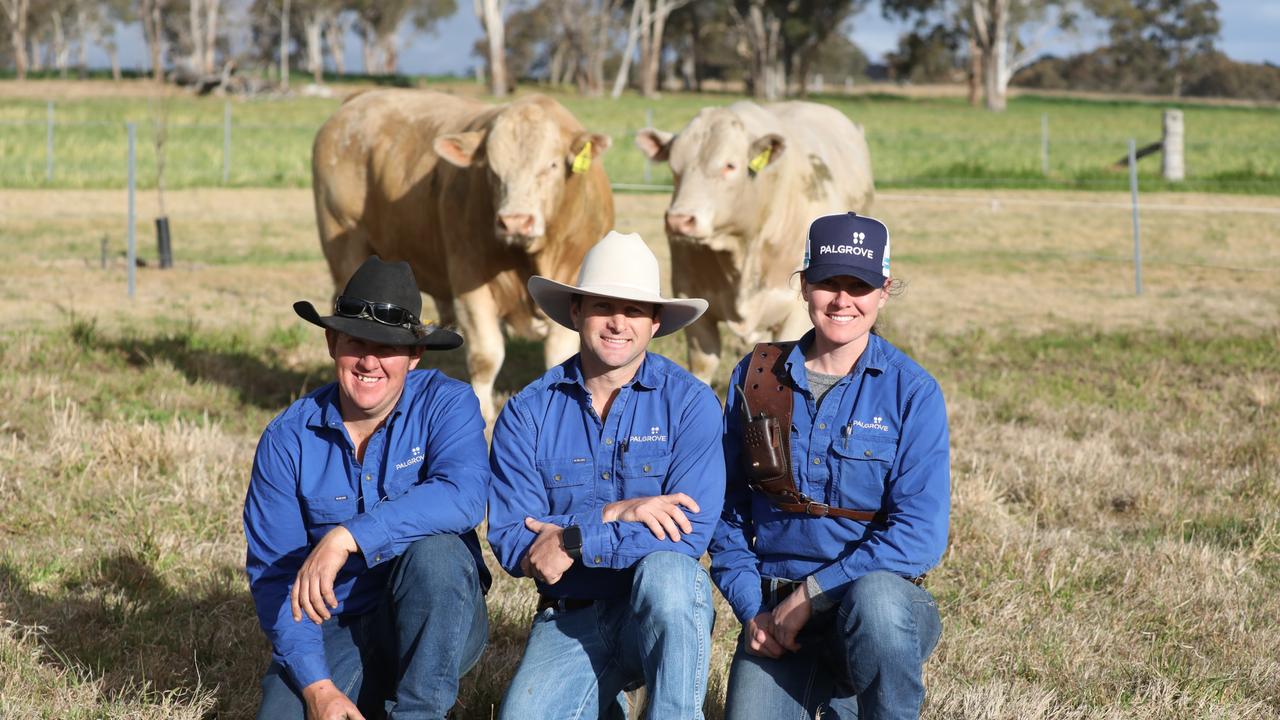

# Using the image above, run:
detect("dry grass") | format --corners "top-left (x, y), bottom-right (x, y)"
top-left (1, 188), bottom-right (1278, 718)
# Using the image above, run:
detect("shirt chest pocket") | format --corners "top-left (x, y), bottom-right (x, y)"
top-left (538, 458), bottom-right (594, 513)
top-left (618, 452), bottom-right (672, 498)
top-left (301, 494), bottom-right (358, 540)
top-left (830, 437), bottom-right (896, 510)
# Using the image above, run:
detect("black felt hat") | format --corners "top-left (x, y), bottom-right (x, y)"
top-left (293, 256), bottom-right (463, 350)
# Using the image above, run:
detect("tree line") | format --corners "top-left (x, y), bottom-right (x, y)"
top-left (1, 0), bottom-right (1271, 108)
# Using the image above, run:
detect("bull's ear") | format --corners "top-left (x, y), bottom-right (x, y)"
top-left (635, 128), bottom-right (674, 162)
top-left (748, 133), bottom-right (785, 175)
top-left (433, 130), bottom-right (486, 168)
top-left (568, 132), bottom-right (612, 161)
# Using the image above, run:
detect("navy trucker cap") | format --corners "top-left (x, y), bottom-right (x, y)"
top-left (802, 212), bottom-right (891, 288)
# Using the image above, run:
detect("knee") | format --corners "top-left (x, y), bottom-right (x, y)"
top-left (394, 534), bottom-right (475, 586)
top-left (631, 552), bottom-right (710, 620)
top-left (839, 571), bottom-right (919, 649)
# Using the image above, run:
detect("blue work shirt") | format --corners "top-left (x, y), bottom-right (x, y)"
top-left (488, 352), bottom-right (725, 600)
top-left (710, 331), bottom-right (950, 624)
top-left (243, 369), bottom-right (491, 690)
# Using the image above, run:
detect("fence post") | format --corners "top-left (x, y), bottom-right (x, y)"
top-left (1161, 109), bottom-right (1184, 182)
top-left (643, 108), bottom-right (654, 185)
top-left (1128, 139), bottom-right (1142, 296)
top-left (223, 101), bottom-right (232, 185)
top-left (1041, 113), bottom-right (1049, 177)
top-left (46, 100), bottom-right (54, 182)
top-left (128, 122), bottom-right (137, 300)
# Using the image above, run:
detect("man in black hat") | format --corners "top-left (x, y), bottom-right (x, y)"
top-left (244, 256), bottom-right (491, 720)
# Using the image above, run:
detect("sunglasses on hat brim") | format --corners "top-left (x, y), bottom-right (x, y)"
top-left (334, 296), bottom-right (430, 337)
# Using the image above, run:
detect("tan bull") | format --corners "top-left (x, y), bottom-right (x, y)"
top-left (313, 89), bottom-right (615, 422)
top-left (636, 101), bottom-right (874, 386)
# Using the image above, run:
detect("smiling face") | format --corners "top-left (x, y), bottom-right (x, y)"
top-left (326, 330), bottom-right (422, 424)
top-left (801, 275), bottom-right (889, 355)
top-left (570, 295), bottom-right (661, 379)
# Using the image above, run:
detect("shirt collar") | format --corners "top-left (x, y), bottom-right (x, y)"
top-left (785, 330), bottom-right (886, 386)
top-left (551, 353), bottom-right (667, 392)
top-left (308, 378), bottom-right (408, 430)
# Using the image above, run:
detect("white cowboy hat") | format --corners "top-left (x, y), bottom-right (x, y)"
top-left (528, 231), bottom-right (708, 338)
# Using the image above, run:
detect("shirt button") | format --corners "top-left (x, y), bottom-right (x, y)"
top-left (593, 555), bottom-right (602, 564)
top-left (605, 438), bottom-right (614, 445)
top-left (374, 554), bottom-right (382, 562)
top-left (554, 474), bottom-right (562, 482)
top-left (601, 471), bottom-right (611, 480)
top-left (864, 449), bottom-right (873, 457)
top-left (642, 464), bottom-right (651, 473)
top-left (364, 474), bottom-right (371, 482)
top-left (818, 422), bottom-right (827, 430)
top-left (813, 457), bottom-right (821, 465)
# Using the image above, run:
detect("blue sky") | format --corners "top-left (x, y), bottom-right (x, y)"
top-left (95, 0), bottom-right (1278, 76)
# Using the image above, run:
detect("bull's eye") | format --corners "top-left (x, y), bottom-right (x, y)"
top-left (726, 162), bottom-right (737, 171)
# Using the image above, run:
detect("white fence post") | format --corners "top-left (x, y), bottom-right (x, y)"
top-left (223, 102), bottom-right (232, 185)
top-left (1128, 139), bottom-right (1142, 296)
top-left (1162, 109), bottom-right (1184, 182)
top-left (1041, 113), bottom-right (1049, 177)
top-left (127, 122), bottom-right (137, 300)
top-left (46, 100), bottom-right (54, 182)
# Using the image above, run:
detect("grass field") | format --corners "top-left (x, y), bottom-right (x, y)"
top-left (2, 185), bottom-right (1278, 718)
top-left (1, 79), bottom-right (1278, 194)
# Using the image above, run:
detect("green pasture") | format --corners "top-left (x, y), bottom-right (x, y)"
top-left (1, 82), bottom-right (1278, 193)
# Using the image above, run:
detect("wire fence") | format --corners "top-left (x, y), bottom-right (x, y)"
top-left (3, 100), bottom-right (1279, 194)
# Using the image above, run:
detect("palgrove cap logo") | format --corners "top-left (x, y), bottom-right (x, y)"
top-left (851, 231), bottom-right (865, 245)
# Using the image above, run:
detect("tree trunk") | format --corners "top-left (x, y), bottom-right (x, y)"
top-left (737, 0), bottom-right (782, 101)
top-left (983, 0), bottom-right (1007, 111)
top-left (360, 19), bottom-right (378, 74)
top-left (279, 0), bottom-right (290, 89)
top-left (379, 33), bottom-right (398, 74)
top-left (610, 0), bottom-right (642, 99)
top-left (141, 0), bottom-right (164, 82)
top-left (475, 0), bottom-right (508, 97)
top-left (110, 46), bottom-right (121, 80)
top-left (686, 7), bottom-right (700, 91)
top-left (204, 0), bottom-right (220, 74)
top-left (189, 0), bottom-right (205, 77)
top-left (641, 0), bottom-right (670, 98)
top-left (51, 9), bottom-right (68, 77)
top-left (549, 40), bottom-right (567, 86)
top-left (305, 14), bottom-right (324, 83)
top-left (1, 0), bottom-right (30, 81)
top-left (967, 35), bottom-right (980, 106)
top-left (75, 6), bottom-right (88, 76)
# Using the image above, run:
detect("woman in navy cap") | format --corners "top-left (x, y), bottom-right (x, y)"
top-left (710, 212), bottom-right (951, 720)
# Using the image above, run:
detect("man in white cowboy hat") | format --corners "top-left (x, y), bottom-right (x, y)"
top-left (244, 256), bottom-right (491, 720)
top-left (487, 231), bottom-right (726, 719)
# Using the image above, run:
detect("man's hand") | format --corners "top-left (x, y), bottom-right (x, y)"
top-left (769, 582), bottom-right (813, 652)
top-left (301, 679), bottom-right (364, 720)
top-left (743, 611), bottom-right (788, 659)
top-left (522, 517), bottom-right (574, 585)
top-left (292, 526), bottom-right (359, 624)
top-left (601, 493), bottom-right (699, 542)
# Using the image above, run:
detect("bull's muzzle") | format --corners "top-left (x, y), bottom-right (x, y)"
top-left (665, 211), bottom-right (701, 238)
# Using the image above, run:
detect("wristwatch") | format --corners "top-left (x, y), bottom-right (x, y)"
top-left (562, 525), bottom-right (583, 562)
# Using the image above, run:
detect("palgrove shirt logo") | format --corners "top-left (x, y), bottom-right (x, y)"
top-left (851, 416), bottom-right (890, 432)
top-left (630, 425), bottom-right (668, 444)
top-left (395, 446), bottom-right (425, 470)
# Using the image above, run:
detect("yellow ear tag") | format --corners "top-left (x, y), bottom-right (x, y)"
top-left (748, 146), bottom-right (772, 174)
top-left (572, 141), bottom-right (593, 174)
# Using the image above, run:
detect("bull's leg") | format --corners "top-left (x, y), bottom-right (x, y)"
top-left (685, 315), bottom-right (722, 388)
top-left (543, 323), bottom-right (579, 370)
top-left (454, 287), bottom-right (505, 426)
top-left (320, 223), bottom-right (375, 301)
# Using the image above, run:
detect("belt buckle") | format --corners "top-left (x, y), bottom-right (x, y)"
top-left (804, 501), bottom-right (831, 517)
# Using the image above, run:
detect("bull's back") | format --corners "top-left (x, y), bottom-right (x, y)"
top-left (312, 90), bottom-right (489, 294)
top-left (768, 101), bottom-right (874, 212)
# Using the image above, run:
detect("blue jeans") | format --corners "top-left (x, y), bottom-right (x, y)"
top-left (256, 534), bottom-right (489, 720)
top-left (723, 571), bottom-right (941, 720)
top-left (499, 551), bottom-right (714, 720)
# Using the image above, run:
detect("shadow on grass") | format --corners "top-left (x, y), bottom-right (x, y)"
top-left (0, 553), bottom-right (266, 718)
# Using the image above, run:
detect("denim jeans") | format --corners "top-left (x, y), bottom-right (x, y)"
top-left (723, 570), bottom-right (941, 720)
top-left (256, 534), bottom-right (489, 720)
top-left (499, 551), bottom-right (714, 720)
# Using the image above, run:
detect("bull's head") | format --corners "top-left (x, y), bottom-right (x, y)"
top-left (434, 103), bottom-right (611, 251)
top-left (636, 107), bottom-right (784, 246)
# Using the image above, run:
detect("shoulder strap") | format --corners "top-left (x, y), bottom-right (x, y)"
top-left (742, 341), bottom-right (888, 525)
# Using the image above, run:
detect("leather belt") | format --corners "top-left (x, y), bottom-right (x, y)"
top-left (770, 500), bottom-right (888, 523)
top-left (536, 594), bottom-right (595, 614)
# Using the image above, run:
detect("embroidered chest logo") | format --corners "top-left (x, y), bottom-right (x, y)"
top-left (395, 446), bottom-right (425, 470)
top-left (629, 425), bottom-right (668, 444)
top-left (850, 416), bottom-right (890, 432)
